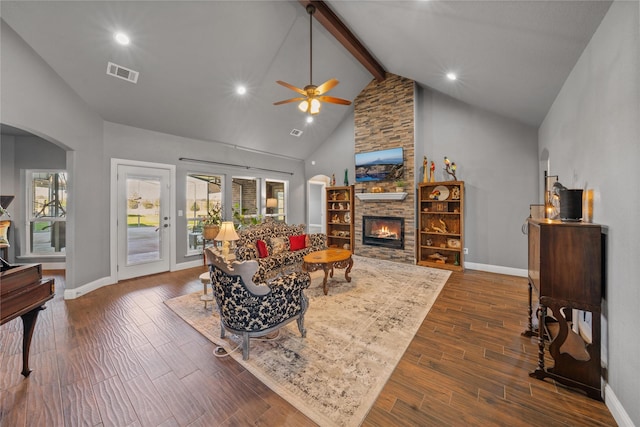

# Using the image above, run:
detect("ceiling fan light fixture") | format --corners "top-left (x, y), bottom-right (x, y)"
top-left (310, 98), bottom-right (321, 115)
top-left (273, 3), bottom-right (351, 115)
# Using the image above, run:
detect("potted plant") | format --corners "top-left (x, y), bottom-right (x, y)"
top-left (202, 202), bottom-right (222, 240)
top-left (394, 180), bottom-right (408, 192)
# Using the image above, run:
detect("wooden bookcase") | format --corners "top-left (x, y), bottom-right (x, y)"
top-left (326, 185), bottom-right (354, 252)
top-left (417, 181), bottom-right (464, 271)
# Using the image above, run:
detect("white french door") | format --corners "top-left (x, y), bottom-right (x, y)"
top-left (115, 163), bottom-right (172, 280)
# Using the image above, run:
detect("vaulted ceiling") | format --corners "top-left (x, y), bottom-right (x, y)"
top-left (1, 1), bottom-right (612, 160)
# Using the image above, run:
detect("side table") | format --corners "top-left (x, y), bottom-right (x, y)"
top-left (199, 272), bottom-right (214, 309)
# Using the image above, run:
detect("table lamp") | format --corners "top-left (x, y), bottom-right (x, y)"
top-left (215, 221), bottom-right (239, 260)
top-left (266, 198), bottom-right (278, 214)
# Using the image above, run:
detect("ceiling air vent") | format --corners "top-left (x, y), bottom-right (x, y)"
top-left (290, 129), bottom-right (303, 137)
top-left (106, 62), bottom-right (139, 84)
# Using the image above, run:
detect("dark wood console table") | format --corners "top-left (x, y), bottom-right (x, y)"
top-left (524, 219), bottom-right (603, 400)
top-left (1, 262), bottom-right (55, 377)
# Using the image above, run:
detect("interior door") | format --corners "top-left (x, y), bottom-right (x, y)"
top-left (117, 164), bottom-right (171, 280)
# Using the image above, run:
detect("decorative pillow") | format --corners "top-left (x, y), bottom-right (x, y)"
top-left (305, 234), bottom-right (311, 248)
top-left (269, 237), bottom-right (287, 255)
top-left (256, 240), bottom-right (269, 258)
top-left (289, 234), bottom-right (307, 251)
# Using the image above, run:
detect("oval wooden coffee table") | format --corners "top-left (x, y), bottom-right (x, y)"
top-left (303, 248), bottom-right (353, 295)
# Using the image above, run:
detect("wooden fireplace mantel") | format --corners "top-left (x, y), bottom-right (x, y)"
top-left (355, 192), bottom-right (407, 201)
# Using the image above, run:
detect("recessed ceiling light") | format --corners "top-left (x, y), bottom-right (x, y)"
top-left (114, 32), bottom-right (130, 46)
top-left (236, 85), bottom-right (247, 95)
top-left (306, 116), bottom-right (314, 124)
top-left (446, 72), bottom-right (457, 81)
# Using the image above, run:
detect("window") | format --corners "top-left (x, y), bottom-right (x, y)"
top-left (186, 174), bottom-right (222, 254)
top-left (27, 170), bottom-right (67, 255)
top-left (232, 177), bottom-right (259, 227)
top-left (265, 179), bottom-right (287, 223)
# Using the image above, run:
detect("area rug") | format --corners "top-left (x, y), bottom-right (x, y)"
top-left (165, 255), bottom-right (451, 427)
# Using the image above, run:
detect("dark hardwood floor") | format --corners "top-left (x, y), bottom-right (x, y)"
top-left (1, 267), bottom-right (617, 426)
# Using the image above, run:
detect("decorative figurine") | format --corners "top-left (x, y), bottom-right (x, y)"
top-left (423, 156), bottom-right (428, 183)
top-left (331, 174), bottom-right (336, 186)
top-left (344, 168), bottom-right (349, 186)
top-left (444, 156), bottom-right (457, 180)
top-left (430, 161), bottom-right (435, 182)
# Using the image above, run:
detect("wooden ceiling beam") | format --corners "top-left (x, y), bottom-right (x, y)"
top-left (299, 0), bottom-right (386, 82)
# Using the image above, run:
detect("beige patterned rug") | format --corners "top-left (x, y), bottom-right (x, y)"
top-left (165, 255), bottom-right (450, 427)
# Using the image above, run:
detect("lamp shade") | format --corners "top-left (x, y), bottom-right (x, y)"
top-left (214, 221), bottom-right (239, 242)
top-left (266, 198), bottom-right (278, 208)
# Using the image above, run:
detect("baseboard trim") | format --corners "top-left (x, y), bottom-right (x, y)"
top-left (605, 384), bottom-right (634, 427)
top-left (62, 260), bottom-right (202, 299)
top-left (174, 259), bottom-right (203, 271)
top-left (63, 275), bottom-right (115, 300)
top-left (464, 262), bottom-right (527, 277)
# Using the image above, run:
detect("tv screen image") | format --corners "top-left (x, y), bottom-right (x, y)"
top-left (355, 147), bottom-right (404, 182)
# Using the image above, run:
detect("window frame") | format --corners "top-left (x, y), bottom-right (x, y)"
top-left (25, 169), bottom-right (67, 257)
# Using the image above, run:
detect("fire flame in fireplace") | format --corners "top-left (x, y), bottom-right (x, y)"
top-left (373, 225), bottom-right (398, 239)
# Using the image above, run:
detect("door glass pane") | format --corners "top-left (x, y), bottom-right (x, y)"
top-left (127, 175), bottom-right (161, 264)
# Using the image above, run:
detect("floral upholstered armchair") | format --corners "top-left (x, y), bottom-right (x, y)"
top-left (204, 248), bottom-right (310, 360)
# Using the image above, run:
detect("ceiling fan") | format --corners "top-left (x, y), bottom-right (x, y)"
top-left (273, 4), bottom-right (352, 115)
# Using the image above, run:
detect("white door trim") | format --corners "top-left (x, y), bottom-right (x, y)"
top-left (110, 158), bottom-right (176, 282)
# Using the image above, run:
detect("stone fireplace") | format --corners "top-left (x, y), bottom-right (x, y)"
top-left (354, 73), bottom-right (415, 263)
top-left (362, 216), bottom-right (404, 250)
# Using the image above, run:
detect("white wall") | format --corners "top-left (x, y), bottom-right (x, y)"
top-left (538, 1), bottom-right (640, 424)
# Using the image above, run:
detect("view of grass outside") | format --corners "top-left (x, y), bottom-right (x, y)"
top-left (127, 214), bottom-right (159, 227)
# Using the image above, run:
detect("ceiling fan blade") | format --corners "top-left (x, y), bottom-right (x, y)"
top-left (317, 96), bottom-right (352, 106)
top-left (315, 78), bottom-right (339, 95)
top-left (276, 80), bottom-right (306, 96)
top-left (273, 97), bottom-right (306, 106)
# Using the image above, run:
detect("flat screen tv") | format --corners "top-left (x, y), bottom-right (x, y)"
top-left (355, 147), bottom-right (404, 183)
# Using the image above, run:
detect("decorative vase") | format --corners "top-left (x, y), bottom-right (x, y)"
top-left (344, 169), bottom-right (349, 186)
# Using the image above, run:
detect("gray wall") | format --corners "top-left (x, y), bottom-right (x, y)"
top-left (1, 136), bottom-right (67, 262)
top-left (420, 88), bottom-right (538, 270)
top-left (305, 110), bottom-right (356, 186)
top-left (1, 20), bottom-right (305, 289)
top-left (538, 1), bottom-right (639, 424)
top-left (308, 90), bottom-right (538, 270)
top-left (1, 20), bottom-right (107, 290)
top-left (104, 122), bottom-right (306, 264)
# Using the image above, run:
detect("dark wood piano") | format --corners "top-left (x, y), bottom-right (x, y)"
top-left (1, 260), bottom-right (55, 376)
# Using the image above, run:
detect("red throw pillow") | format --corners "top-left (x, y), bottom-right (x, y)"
top-left (256, 240), bottom-right (269, 258)
top-left (289, 234), bottom-right (307, 251)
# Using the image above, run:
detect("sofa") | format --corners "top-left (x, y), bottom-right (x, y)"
top-left (234, 219), bottom-right (327, 282)
top-left (205, 247), bottom-right (310, 360)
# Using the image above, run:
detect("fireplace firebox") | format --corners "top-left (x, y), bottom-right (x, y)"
top-left (362, 216), bottom-right (404, 250)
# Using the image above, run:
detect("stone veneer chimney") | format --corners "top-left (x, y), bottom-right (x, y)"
top-left (354, 73), bottom-right (415, 263)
